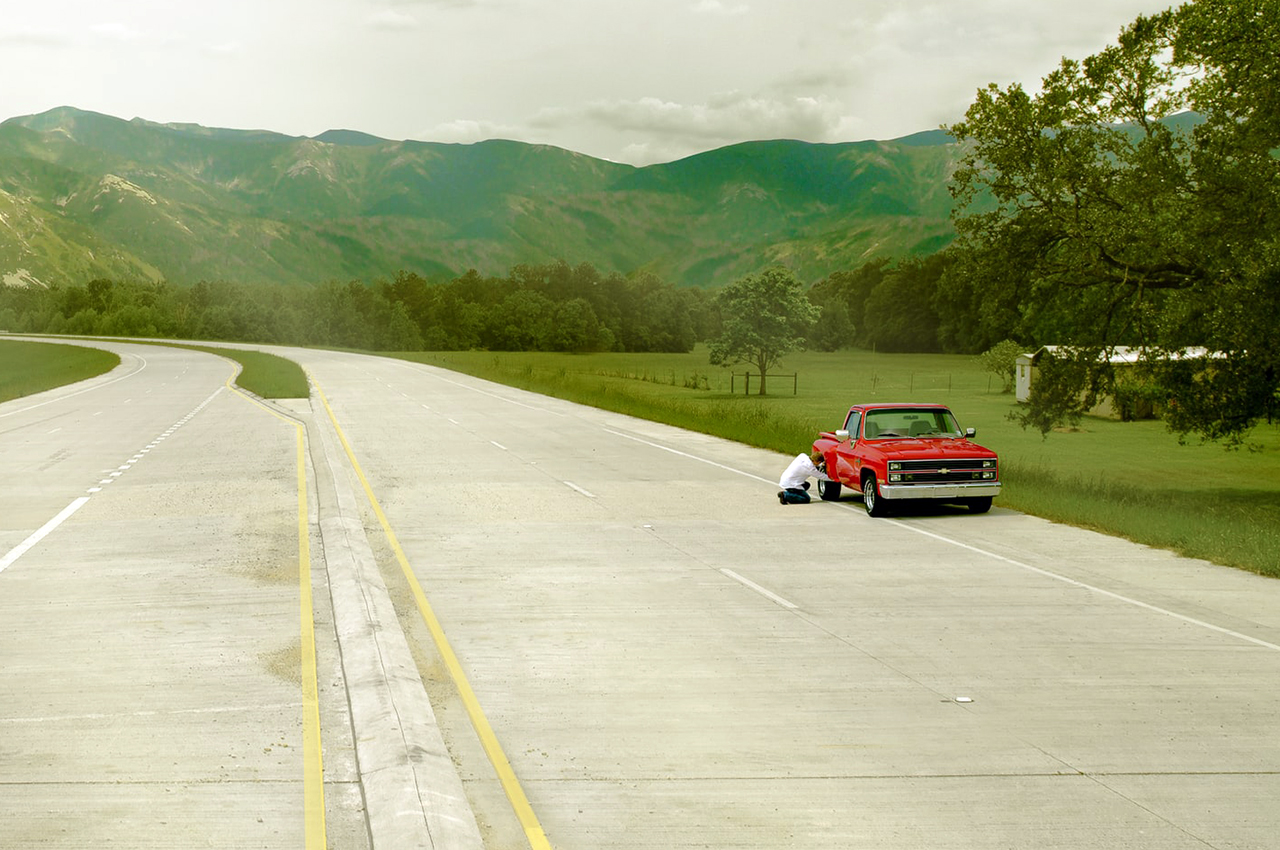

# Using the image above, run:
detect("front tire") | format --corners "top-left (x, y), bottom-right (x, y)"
top-left (862, 475), bottom-right (889, 517)
top-left (965, 496), bottom-right (993, 514)
top-left (818, 479), bottom-right (842, 501)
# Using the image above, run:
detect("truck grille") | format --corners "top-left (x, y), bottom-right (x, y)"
top-left (890, 458), bottom-right (996, 484)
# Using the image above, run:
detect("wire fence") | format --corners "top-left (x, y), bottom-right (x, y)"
top-left (730, 372), bottom-right (798, 395)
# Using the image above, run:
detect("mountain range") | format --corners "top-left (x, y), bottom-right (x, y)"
top-left (0, 106), bottom-right (964, 290)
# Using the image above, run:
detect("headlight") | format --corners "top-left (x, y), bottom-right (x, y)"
top-left (982, 471), bottom-right (995, 479)
top-left (888, 462), bottom-right (901, 471)
top-left (888, 473), bottom-right (901, 482)
top-left (983, 460), bottom-right (995, 468)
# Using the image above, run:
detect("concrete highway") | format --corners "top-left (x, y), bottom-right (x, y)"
top-left (3, 338), bottom-right (1280, 849)
top-left (0, 340), bottom-right (362, 848)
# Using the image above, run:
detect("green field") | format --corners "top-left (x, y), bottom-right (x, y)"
top-left (399, 347), bottom-right (1280, 578)
top-left (0, 339), bottom-right (120, 403)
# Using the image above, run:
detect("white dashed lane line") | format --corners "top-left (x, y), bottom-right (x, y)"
top-left (719, 568), bottom-right (799, 610)
top-left (608, 424), bottom-right (1280, 653)
top-left (1, 387), bottom-right (224, 573)
top-left (563, 481), bottom-right (596, 498)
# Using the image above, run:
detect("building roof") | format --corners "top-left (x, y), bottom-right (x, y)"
top-left (1017, 345), bottom-right (1219, 365)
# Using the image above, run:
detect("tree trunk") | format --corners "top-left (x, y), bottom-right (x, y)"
top-left (756, 355), bottom-right (768, 395)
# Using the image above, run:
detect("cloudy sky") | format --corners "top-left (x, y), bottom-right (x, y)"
top-left (3, 0), bottom-right (1172, 165)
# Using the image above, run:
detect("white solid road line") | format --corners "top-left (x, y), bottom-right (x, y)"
top-left (0, 497), bottom-right (90, 576)
top-left (887, 516), bottom-right (1280, 654)
top-left (386, 359), bottom-right (568, 416)
top-left (610, 424), bottom-right (1280, 653)
top-left (604, 428), bottom-right (775, 485)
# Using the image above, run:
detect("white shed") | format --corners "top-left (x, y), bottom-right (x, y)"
top-left (1016, 345), bottom-right (1216, 416)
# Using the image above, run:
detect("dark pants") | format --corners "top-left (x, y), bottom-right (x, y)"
top-left (780, 486), bottom-right (810, 504)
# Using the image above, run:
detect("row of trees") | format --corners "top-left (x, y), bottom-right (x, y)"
top-left (806, 254), bottom-right (956, 354)
top-left (0, 252), bottom-right (1003, 363)
top-left (0, 262), bottom-right (717, 355)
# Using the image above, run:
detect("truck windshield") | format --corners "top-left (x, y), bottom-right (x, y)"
top-left (863, 409), bottom-right (961, 439)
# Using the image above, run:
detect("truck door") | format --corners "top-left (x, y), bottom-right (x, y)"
top-left (834, 410), bottom-right (861, 483)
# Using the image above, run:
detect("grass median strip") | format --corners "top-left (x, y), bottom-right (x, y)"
top-left (175, 344), bottom-right (309, 399)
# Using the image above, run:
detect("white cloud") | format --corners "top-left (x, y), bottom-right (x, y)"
top-left (89, 22), bottom-right (145, 42)
top-left (517, 90), bottom-right (856, 164)
top-left (616, 140), bottom-right (696, 167)
top-left (0, 28), bottom-right (71, 48)
top-left (205, 41), bottom-right (245, 56)
top-left (381, 0), bottom-right (486, 9)
top-left (691, 0), bottom-right (749, 15)
top-left (423, 118), bottom-right (522, 144)
top-left (0, 0), bottom-right (1176, 166)
top-left (535, 91), bottom-right (846, 144)
top-left (368, 9), bottom-right (420, 30)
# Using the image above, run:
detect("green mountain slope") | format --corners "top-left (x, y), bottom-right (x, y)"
top-left (0, 106), bottom-right (963, 289)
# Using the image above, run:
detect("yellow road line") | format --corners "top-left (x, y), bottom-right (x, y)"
top-left (296, 428), bottom-right (326, 847)
top-left (312, 378), bottom-right (552, 850)
top-left (223, 372), bottom-right (327, 849)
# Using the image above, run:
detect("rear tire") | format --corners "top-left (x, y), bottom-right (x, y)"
top-left (818, 479), bottom-right (842, 501)
top-left (862, 475), bottom-right (889, 517)
top-left (966, 496), bottom-right (993, 514)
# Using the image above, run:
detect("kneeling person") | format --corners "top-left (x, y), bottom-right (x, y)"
top-left (778, 451), bottom-right (829, 504)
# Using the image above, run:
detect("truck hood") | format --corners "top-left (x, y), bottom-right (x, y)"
top-left (867, 438), bottom-right (997, 459)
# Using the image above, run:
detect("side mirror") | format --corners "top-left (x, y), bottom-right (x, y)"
top-left (835, 429), bottom-right (850, 441)
top-left (965, 427), bottom-right (976, 438)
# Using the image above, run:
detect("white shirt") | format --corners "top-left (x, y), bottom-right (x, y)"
top-left (779, 454), bottom-right (829, 489)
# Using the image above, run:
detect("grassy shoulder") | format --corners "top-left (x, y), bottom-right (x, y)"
top-left (0, 337), bottom-right (308, 400)
top-left (175, 344), bottom-right (309, 399)
top-left (0, 339), bottom-right (120, 403)
top-left (396, 347), bottom-right (1280, 579)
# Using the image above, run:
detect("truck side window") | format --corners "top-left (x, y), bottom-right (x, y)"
top-left (843, 411), bottom-right (861, 438)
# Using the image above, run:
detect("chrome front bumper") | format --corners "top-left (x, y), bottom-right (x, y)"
top-left (879, 482), bottom-right (1002, 500)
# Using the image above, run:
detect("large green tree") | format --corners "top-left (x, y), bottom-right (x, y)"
top-left (946, 0), bottom-right (1280, 443)
top-left (708, 266), bottom-right (819, 395)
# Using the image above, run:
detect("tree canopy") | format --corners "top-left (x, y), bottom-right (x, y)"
top-left (709, 266), bottom-right (819, 395)
top-left (946, 0), bottom-right (1280, 443)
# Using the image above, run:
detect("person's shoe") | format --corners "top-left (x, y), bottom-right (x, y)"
top-left (778, 491), bottom-right (787, 504)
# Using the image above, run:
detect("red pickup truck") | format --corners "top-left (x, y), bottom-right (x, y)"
top-left (812, 403), bottom-right (1000, 517)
